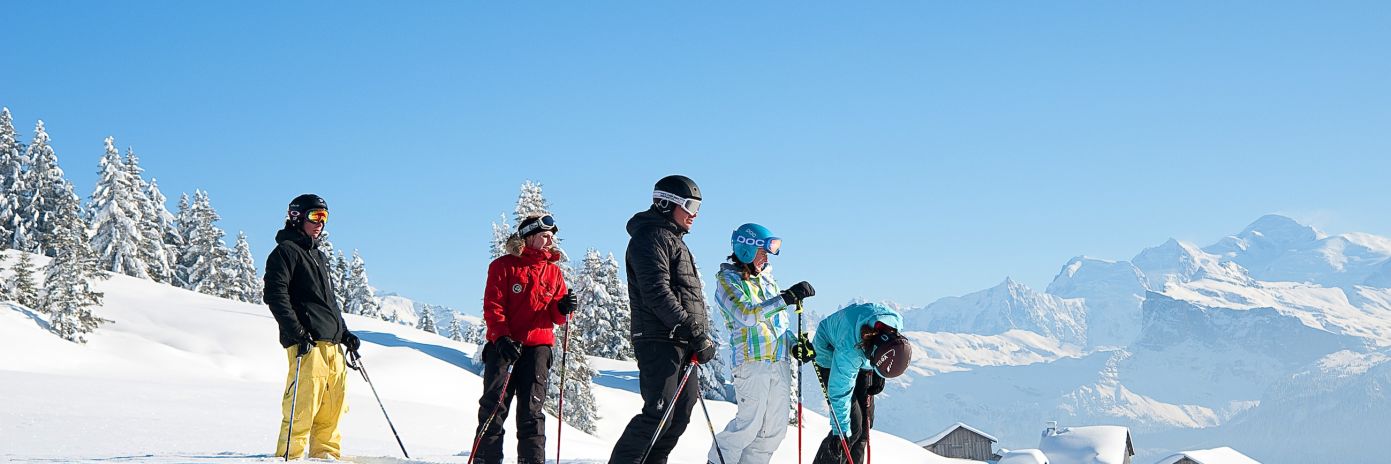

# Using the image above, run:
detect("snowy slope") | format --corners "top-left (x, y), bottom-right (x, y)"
top-left (0, 249), bottom-right (970, 463)
top-left (1204, 214), bottom-right (1391, 288)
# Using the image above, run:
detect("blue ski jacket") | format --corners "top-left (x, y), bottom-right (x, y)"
top-left (812, 303), bottom-right (903, 436)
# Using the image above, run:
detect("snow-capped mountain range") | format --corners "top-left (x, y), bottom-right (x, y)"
top-left (873, 215), bottom-right (1391, 464)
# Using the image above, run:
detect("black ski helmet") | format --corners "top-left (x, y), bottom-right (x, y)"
top-left (865, 322), bottom-right (912, 378)
top-left (652, 175), bottom-right (701, 213)
top-left (286, 193), bottom-right (328, 227)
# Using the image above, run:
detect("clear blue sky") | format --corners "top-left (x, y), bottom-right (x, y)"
top-left (3, 2), bottom-right (1389, 315)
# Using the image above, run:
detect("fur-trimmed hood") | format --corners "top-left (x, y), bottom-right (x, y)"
top-left (504, 234), bottom-right (563, 262)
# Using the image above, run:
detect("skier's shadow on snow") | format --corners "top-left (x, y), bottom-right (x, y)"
top-left (591, 368), bottom-right (641, 393)
top-left (355, 331), bottom-right (481, 373)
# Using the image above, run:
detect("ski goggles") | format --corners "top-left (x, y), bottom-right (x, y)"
top-left (653, 190), bottom-right (701, 215)
top-left (518, 214), bottom-right (557, 237)
top-left (735, 235), bottom-right (782, 255)
top-left (305, 209), bottom-right (329, 224)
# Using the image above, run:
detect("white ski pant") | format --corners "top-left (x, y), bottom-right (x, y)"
top-left (708, 359), bottom-right (792, 464)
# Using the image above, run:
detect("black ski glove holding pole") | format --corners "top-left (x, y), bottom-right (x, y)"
top-left (496, 336), bottom-right (523, 364)
top-left (691, 334), bottom-right (718, 365)
top-left (295, 329), bottom-right (313, 357)
top-left (342, 331), bottom-right (361, 353)
top-left (558, 290), bottom-right (578, 315)
top-left (781, 281), bottom-right (816, 305)
top-left (792, 333), bottom-right (816, 364)
top-left (866, 373), bottom-right (886, 396)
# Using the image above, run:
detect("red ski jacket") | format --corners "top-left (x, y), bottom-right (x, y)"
top-left (482, 245), bottom-right (568, 346)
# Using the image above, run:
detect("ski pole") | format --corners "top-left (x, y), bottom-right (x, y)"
top-left (638, 355), bottom-right (698, 464)
top-left (693, 362), bottom-right (728, 464)
top-left (346, 349), bottom-right (410, 458)
top-left (812, 366), bottom-right (856, 464)
top-left (796, 301), bottom-right (805, 464)
top-left (468, 360), bottom-right (515, 464)
top-left (284, 349), bottom-right (306, 461)
top-left (556, 312), bottom-right (573, 463)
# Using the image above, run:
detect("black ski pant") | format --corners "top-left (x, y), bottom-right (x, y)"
top-left (474, 342), bottom-right (552, 464)
top-left (813, 369), bottom-right (876, 464)
top-left (608, 340), bottom-right (700, 464)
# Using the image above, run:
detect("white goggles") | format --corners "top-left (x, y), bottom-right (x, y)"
top-left (653, 190), bottom-right (701, 215)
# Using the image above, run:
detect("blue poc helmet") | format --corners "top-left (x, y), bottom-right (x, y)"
top-left (731, 223), bottom-right (782, 264)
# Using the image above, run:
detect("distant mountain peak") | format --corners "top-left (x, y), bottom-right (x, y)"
top-left (1238, 214), bottom-right (1326, 244)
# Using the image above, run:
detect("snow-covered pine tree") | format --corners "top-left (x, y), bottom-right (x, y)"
top-left (573, 249), bottom-right (635, 360)
top-left (0, 107), bottom-right (26, 249)
top-left (488, 214), bottom-right (512, 260)
top-left (344, 250), bottom-right (382, 319)
top-left (333, 250), bottom-right (349, 310)
top-left (181, 190), bottom-right (234, 297)
top-left (545, 331), bottom-right (600, 434)
top-left (87, 137), bottom-right (148, 278)
top-left (226, 231), bottom-right (260, 303)
top-left (512, 180), bottom-right (551, 225)
top-left (21, 120), bottom-right (72, 257)
top-left (448, 314), bottom-right (465, 341)
top-left (0, 253), bottom-right (9, 301)
top-left (417, 304), bottom-right (439, 334)
top-left (41, 181), bottom-right (108, 342)
top-left (172, 193), bottom-right (194, 288)
top-left (697, 301), bottom-right (735, 400)
top-left (126, 152), bottom-right (175, 283)
top-left (7, 251), bottom-right (40, 309)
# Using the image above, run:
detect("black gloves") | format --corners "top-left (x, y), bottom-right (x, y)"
top-left (781, 281), bottom-right (816, 306)
top-left (296, 338), bottom-right (313, 357)
top-left (496, 336), bottom-right (523, 364)
top-left (558, 290), bottom-right (578, 315)
top-left (792, 333), bottom-right (816, 364)
top-left (294, 328), bottom-right (313, 357)
top-left (342, 332), bottom-right (361, 353)
top-left (867, 373), bottom-right (886, 396)
top-left (691, 335), bottom-right (718, 365)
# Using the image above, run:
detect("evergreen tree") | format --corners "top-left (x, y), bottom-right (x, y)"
top-left (172, 193), bottom-right (194, 288)
top-left (488, 214), bottom-right (512, 260)
top-left (41, 182), bottom-right (108, 342)
top-left (344, 250), bottom-right (382, 319)
top-left (20, 120), bottom-right (71, 256)
top-left (179, 190), bottom-right (233, 297)
top-left (226, 231), bottom-right (261, 303)
top-left (545, 332), bottom-right (600, 434)
top-left (0, 253), bottom-right (9, 301)
top-left (333, 250), bottom-right (349, 310)
top-left (573, 249), bottom-right (635, 360)
top-left (7, 251), bottom-right (41, 309)
top-left (512, 180), bottom-right (551, 225)
top-left (127, 152), bottom-right (175, 283)
top-left (87, 137), bottom-right (148, 278)
top-left (448, 313), bottom-right (465, 341)
top-left (0, 108), bottom-right (26, 249)
top-left (417, 304), bottom-right (439, 334)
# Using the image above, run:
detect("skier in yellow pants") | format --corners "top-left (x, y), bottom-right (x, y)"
top-left (275, 341), bottom-right (349, 459)
top-left (264, 194), bottom-right (360, 460)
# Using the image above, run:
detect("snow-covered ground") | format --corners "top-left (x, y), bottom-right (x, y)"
top-left (0, 250), bottom-right (973, 463)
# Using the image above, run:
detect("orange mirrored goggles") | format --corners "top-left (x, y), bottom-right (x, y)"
top-left (305, 209), bottom-right (329, 224)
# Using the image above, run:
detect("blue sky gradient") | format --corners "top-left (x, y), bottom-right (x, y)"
top-left (3, 2), bottom-right (1389, 314)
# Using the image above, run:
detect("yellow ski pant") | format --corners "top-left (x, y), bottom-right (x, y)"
top-left (274, 341), bottom-right (348, 460)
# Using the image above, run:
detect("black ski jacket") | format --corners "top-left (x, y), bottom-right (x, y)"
top-left (263, 228), bottom-right (348, 348)
top-left (624, 207), bottom-right (710, 343)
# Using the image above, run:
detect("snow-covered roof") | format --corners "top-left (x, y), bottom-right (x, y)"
top-left (916, 421), bottom-right (999, 446)
top-left (1153, 447), bottom-right (1260, 464)
top-left (1038, 425), bottom-right (1133, 464)
top-left (999, 449), bottom-right (1050, 464)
